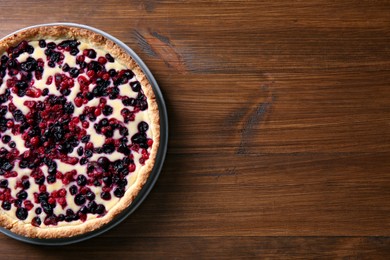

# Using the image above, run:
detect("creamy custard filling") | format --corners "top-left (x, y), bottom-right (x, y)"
top-left (0, 39), bottom-right (154, 227)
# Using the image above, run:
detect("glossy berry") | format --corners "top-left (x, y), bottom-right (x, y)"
top-left (84, 149), bottom-right (93, 158)
top-left (31, 216), bottom-right (41, 227)
top-left (95, 204), bottom-right (105, 215)
top-left (103, 176), bottom-right (112, 186)
top-left (35, 176), bottom-right (45, 185)
top-left (80, 157), bottom-right (88, 165)
top-left (62, 63), bottom-right (70, 72)
top-left (47, 42), bottom-right (56, 49)
top-left (122, 97), bottom-right (135, 106)
top-left (41, 201), bottom-right (53, 215)
top-left (42, 88), bottom-right (49, 96)
top-left (102, 105), bottom-right (113, 116)
top-left (130, 81), bottom-right (141, 92)
top-left (102, 143), bottom-right (115, 154)
top-left (16, 190), bottom-right (28, 200)
top-left (81, 135), bottom-right (91, 143)
top-left (2, 135), bottom-right (10, 143)
top-left (128, 164), bottom-right (136, 172)
top-left (69, 68), bottom-right (79, 78)
top-left (30, 136), bottom-right (40, 146)
top-left (2, 162), bottom-right (13, 171)
top-left (1, 201), bottom-right (11, 210)
top-left (114, 187), bottom-right (125, 198)
top-left (77, 175), bottom-right (87, 186)
top-left (57, 214), bottom-right (65, 221)
top-left (100, 191), bottom-right (111, 200)
top-left (35, 207), bottom-right (42, 214)
top-left (74, 194), bottom-right (86, 206)
top-left (98, 57), bottom-right (107, 64)
top-left (80, 206), bottom-right (88, 214)
top-left (77, 146), bottom-right (84, 156)
top-left (87, 49), bottom-right (97, 59)
top-left (83, 200), bottom-right (94, 212)
top-left (22, 179), bottom-right (30, 189)
top-left (0, 179), bottom-right (8, 188)
top-left (131, 133), bottom-right (146, 145)
top-left (100, 118), bottom-right (109, 126)
top-left (64, 102), bottom-right (75, 114)
top-left (47, 175), bottom-right (56, 184)
top-left (138, 121), bottom-right (149, 133)
top-left (66, 209), bottom-right (75, 216)
top-left (97, 157), bottom-right (110, 170)
top-left (105, 54), bottom-right (114, 62)
top-left (69, 185), bottom-right (78, 195)
top-left (39, 40), bottom-right (46, 48)
top-left (16, 207), bottom-right (28, 220)
top-left (86, 191), bottom-right (96, 201)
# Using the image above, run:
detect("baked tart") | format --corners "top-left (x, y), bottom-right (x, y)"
top-left (0, 25), bottom-right (159, 238)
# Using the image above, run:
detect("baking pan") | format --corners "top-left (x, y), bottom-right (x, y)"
top-left (0, 23), bottom-right (168, 245)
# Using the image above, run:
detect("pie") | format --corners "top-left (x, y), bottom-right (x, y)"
top-left (0, 25), bottom-right (160, 238)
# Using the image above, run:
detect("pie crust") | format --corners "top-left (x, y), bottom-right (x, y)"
top-left (0, 26), bottom-right (160, 238)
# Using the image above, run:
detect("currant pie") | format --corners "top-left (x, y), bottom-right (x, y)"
top-left (0, 26), bottom-right (160, 238)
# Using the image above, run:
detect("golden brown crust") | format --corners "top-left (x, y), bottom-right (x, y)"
top-left (0, 26), bottom-right (160, 239)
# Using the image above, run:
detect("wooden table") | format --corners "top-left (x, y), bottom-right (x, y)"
top-left (0, 0), bottom-right (389, 258)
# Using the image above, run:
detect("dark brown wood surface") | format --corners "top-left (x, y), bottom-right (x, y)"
top-left (0, 0), bottom-right (390, 258)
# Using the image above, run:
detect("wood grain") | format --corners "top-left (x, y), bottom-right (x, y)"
top-left (0, 0), bottom-right (390, 258)
top-left (0, 236), bottom-right (389, 259)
